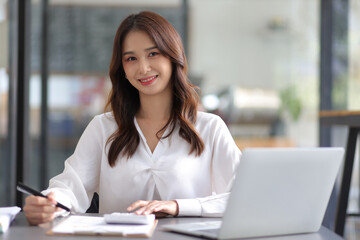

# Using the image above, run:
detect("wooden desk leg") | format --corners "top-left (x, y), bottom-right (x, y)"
top-left (334, 127), bottom-right (360, 236)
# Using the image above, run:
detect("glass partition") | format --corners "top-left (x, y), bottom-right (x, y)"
top-left (349, 1), bottom-right (360, 110)
top-left (189, 0), bottom-right (319, 149)
top-left (0, 0), bottom-right (9, 206)
top-left (346, 0), bottom-right (360, 220)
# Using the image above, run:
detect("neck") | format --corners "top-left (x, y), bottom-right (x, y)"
top-left (137, 92), bottom-right (172, 121)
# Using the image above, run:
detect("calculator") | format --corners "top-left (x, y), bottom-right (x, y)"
top-left (103, 212), bottom-right (155, 225)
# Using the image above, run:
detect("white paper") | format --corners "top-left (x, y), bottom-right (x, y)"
top-left (0, 206), bottom-right (21, 233)
top-left (51, 215), bottom-right (155, 236)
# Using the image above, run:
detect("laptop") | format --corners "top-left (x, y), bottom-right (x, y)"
top-left (162, 147), bottom-right (344, 239)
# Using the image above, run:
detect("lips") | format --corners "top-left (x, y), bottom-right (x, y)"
top-left (138, 75), bottom-right (158, 86)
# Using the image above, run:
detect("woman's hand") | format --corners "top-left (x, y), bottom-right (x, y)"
top-left (127, 200), bottom-right (179, 218)
top-left (23, 192), bottom-right (62, 225)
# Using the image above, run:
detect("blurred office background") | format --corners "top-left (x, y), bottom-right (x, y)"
top-left (1, 0), bottom-right (360, 238)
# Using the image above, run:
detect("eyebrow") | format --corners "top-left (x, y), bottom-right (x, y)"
top-left (123, 46), bottom-right (158, 56)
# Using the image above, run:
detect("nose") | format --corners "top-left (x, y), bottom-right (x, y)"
top-left (138, 58), bottom-right (151, 75)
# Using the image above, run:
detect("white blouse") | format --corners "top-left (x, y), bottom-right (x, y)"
top-left (43, 111), bottom-right (241, 217)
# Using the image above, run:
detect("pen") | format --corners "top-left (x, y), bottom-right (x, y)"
top-left (16, 182), bottom-right (71, 212)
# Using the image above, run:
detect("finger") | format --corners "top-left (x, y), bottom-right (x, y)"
top-left (25, 205), bottom-right (58, 224)
top-left (135, 201), bottom-right (164, 215)
top-left (142, 202), bottom-right (163, 215)
top-left (132, 200), bottom-right (158, 214)
top-left (46, 192), bottom-right (58, 205)
top-left (25, 196), bottom-right (55, 208)
top-left (24, 202), bottom-right (55, 213)
top-left (127, 200), bottom-right (149, 212)
top-left (134, 205), bottom-right (150, 215)
top-left (138, 201), bottom-right (178, 216)
top-left (55, 207), bottom-right (64, 212)
top-left (24, 195), bottom-right (58, 225)
top-left (25, 211), bottom-right (55, 225)
top-left (25, 211), bottom-right (54, 220)
top-left (24, 204), bottom-right (57, 215)
top-left (25, 195), bottom-right (47, 205)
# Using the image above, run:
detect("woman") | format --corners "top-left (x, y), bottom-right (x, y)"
top-left (23, 11), bottom-right (241, 225)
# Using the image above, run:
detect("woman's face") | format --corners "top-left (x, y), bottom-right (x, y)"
top-left (122, 30), bottom-right (173, 98)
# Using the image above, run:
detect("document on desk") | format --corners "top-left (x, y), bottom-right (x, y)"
top-left (0, 206), bottom-right (21, 233)
top-left (47, 215), bottom-right (158, 237)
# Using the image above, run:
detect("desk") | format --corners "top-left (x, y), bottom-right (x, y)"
top-left (320, 110), bottom-right (360, 236)
top-left (0, 213), bottom-right (343, 240)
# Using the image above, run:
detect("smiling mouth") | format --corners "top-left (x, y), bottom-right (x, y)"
top-left (138, 75), bottom-right (158, 83)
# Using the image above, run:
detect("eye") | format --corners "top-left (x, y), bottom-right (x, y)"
top-left (126, 56), bottom-right (136, 61)
top-left (149, 52), bottom-right (159, 57)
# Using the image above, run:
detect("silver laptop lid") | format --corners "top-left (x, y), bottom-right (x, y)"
top-left (219, 147), bottom-right (344, 239)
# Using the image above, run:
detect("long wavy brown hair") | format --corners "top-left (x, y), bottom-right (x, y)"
top-left (106, 11), bottom-right (204, 167)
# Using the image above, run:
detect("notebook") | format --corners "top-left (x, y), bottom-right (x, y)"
top-left (162, 147), bottom-right (344, 239)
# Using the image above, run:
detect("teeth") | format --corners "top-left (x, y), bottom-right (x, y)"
top-left (140, 75), bottom-right (157, 82)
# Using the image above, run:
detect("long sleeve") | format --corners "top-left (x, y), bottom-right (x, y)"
top-left (176, 193), bottom-right (230, 217)
top-left (42, 115), bottom-right (105, 213)
top-left (176, 113), bottom-right (241, 217)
